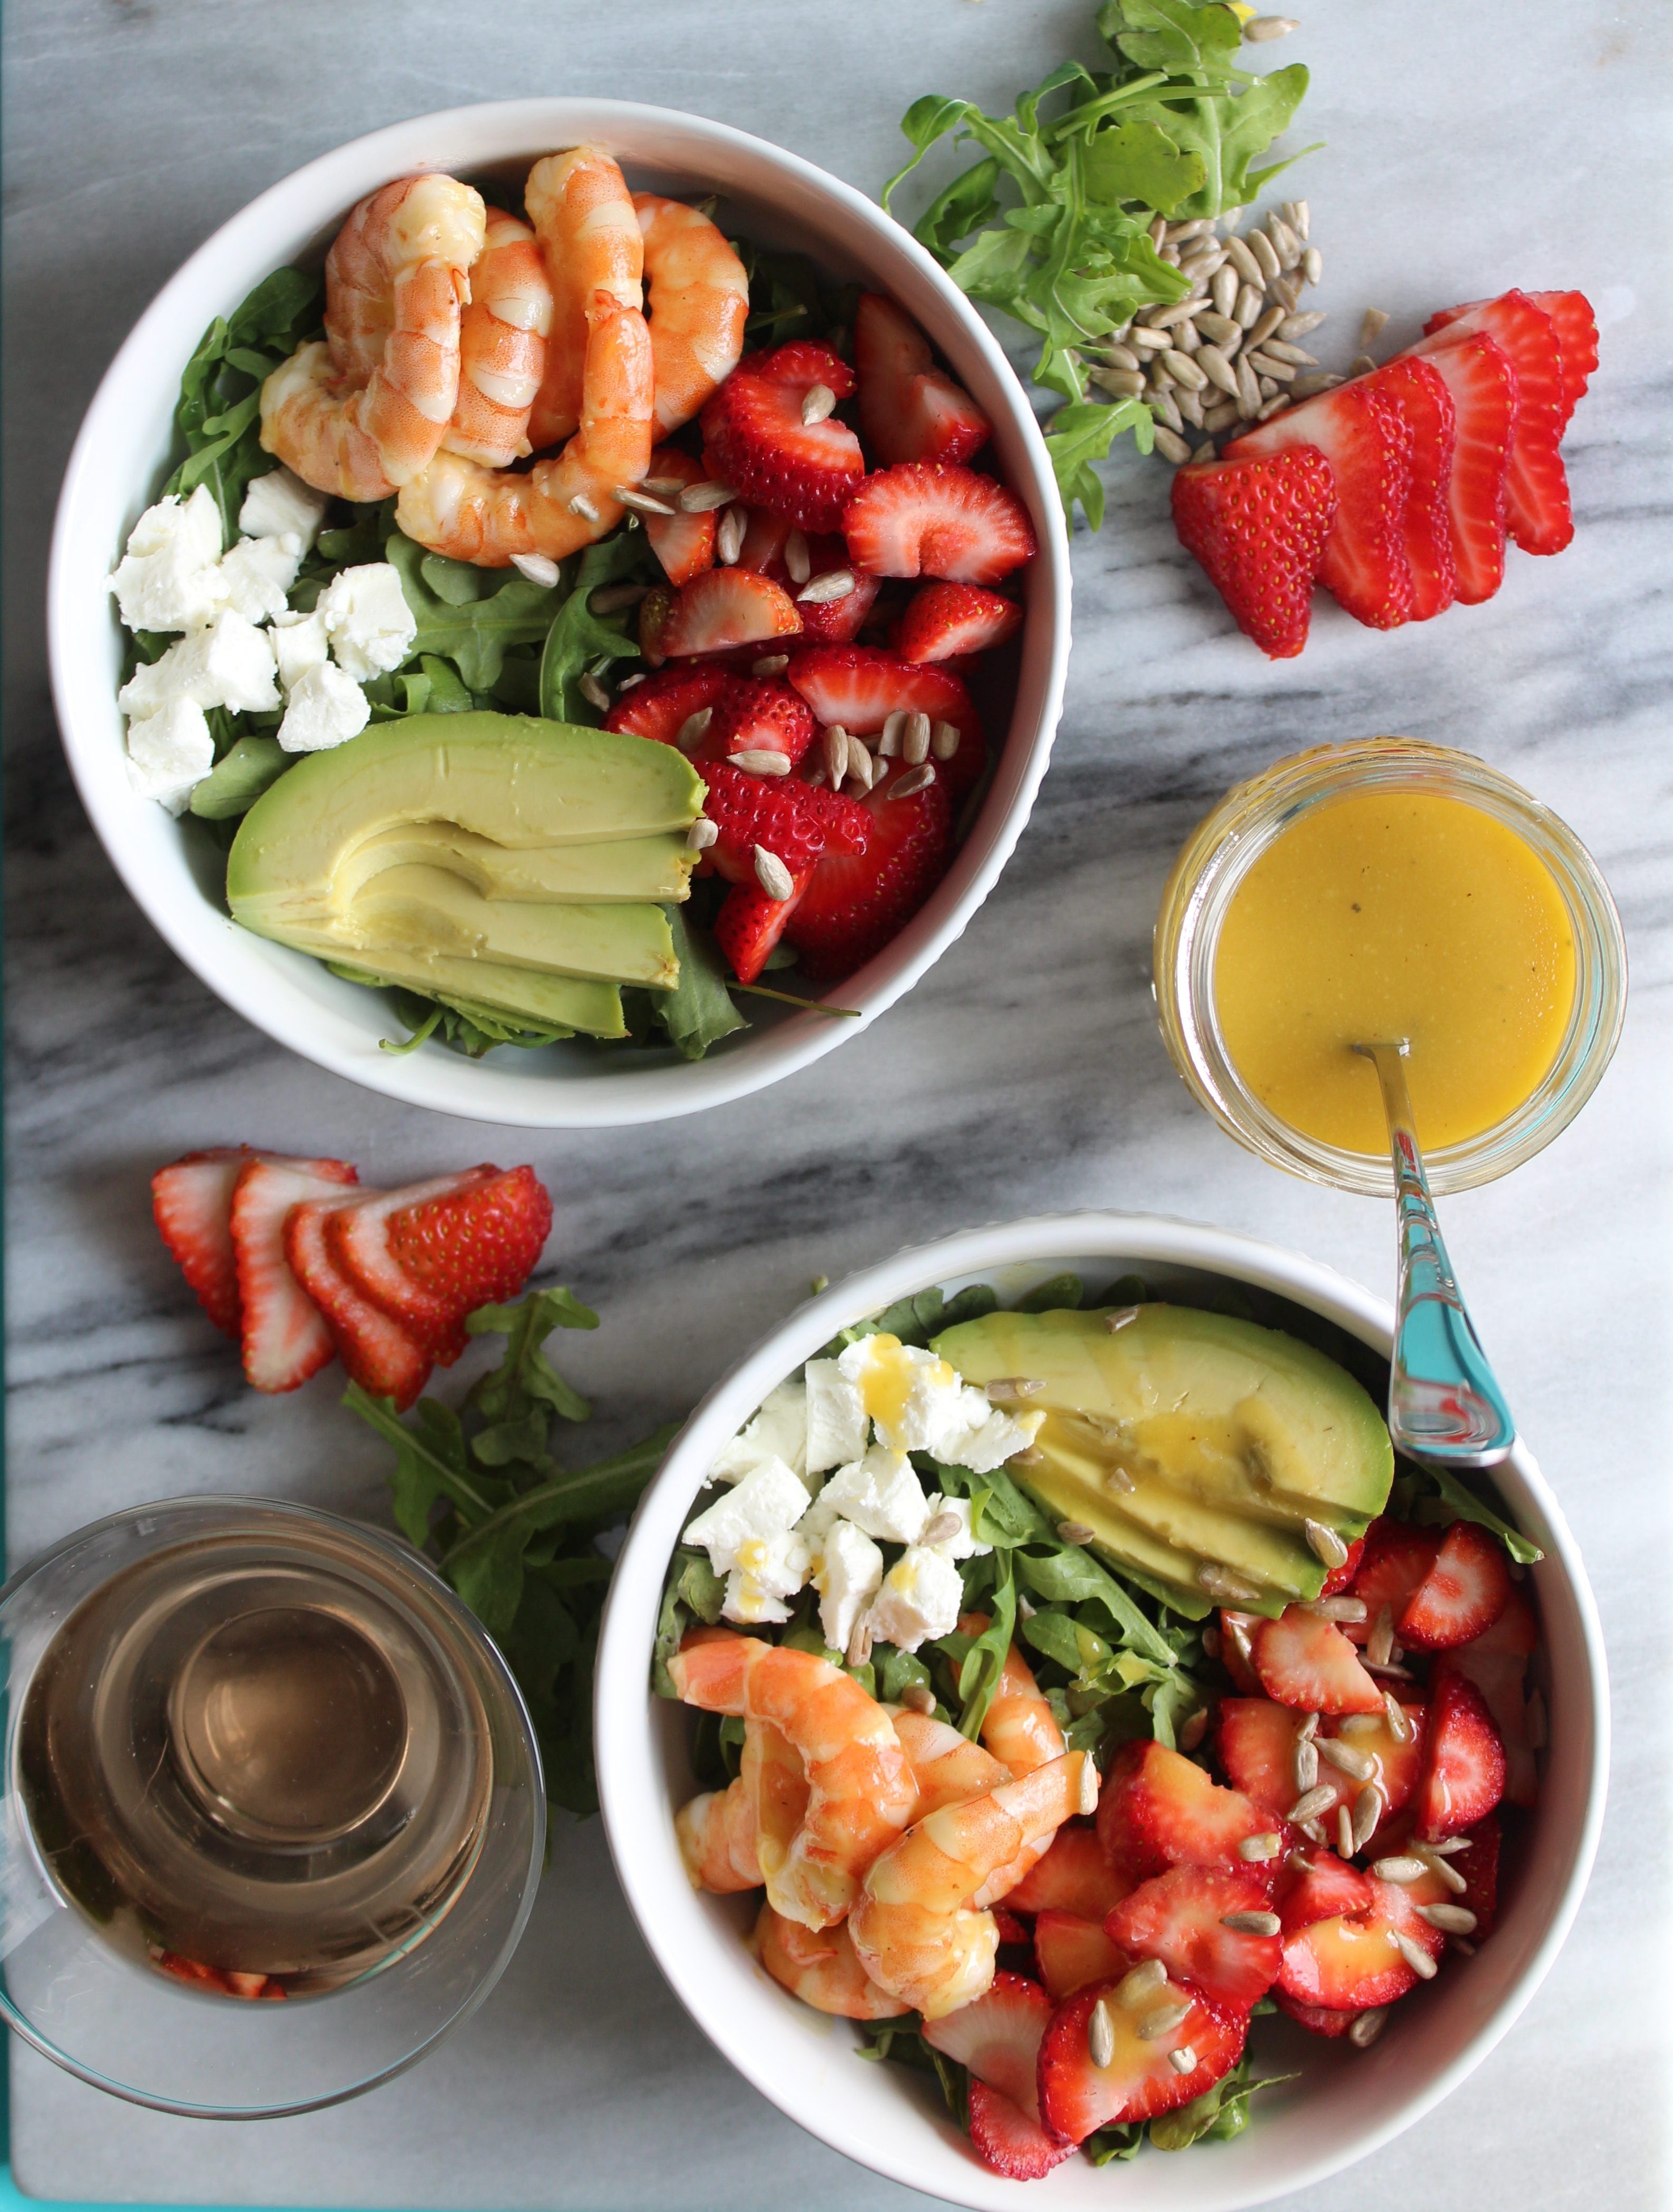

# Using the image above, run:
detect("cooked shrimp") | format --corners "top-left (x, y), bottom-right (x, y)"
top-left (442, 210), bottom-right (553, 466)
top-left (676, 1776), bottom-right (760, 1893)
top-left (892, 1707), bottom-right (1009, 1818)
top-left (261, 175), bottom-right (485, 500)
top-left (525, 147), bottom-right (644, 451)
top-left (752, 1903), bottom-right (908, 2021)
top-left (747, 1717), bottom-right (811, 1893)
top-left (957, 1614), bottom-right (1067, 1906)
top-left (849, 1752), bottom-right (1095, 2019)
top-left (667, 1630), bottom-right (915, 1930)
top-left (632, 194), bottom-right (750, 434)
top-left (394, 295), bottom-right (653, 564)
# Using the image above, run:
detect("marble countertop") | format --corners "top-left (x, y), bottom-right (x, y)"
top-left (4, 0), bottom-right (1669, 2204)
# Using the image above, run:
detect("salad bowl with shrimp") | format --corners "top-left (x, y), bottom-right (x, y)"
top-left (51, 101), bottom-right (1069, 1127)
top-left (595, 1215), bottom-right (1606, 2210)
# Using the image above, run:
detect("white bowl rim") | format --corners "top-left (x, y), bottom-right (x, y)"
top-left (47, 97), bottom-right (1072, 1129)
top-left (594, 1210), bottom-right (1610, 2211)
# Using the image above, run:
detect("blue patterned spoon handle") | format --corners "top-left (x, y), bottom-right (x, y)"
top-left (1355, 1041), bottom-right (1517, 1467)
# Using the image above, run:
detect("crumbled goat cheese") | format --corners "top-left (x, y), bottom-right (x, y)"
top-left (271, 607), bottom-right (332, 691)
top-left (106, 485), bottom-right (226, 632)
top-left (118, 609), bottom-right (280, 720)
top-left (684, 1456), bottom-right (809, 1575)
top-left (217, 533), bottom-right (304, 624)
top-left (238, 467), bottom-right (328, 548)
top-left (799, 1444), bottom-right (930, 1548)
top-left (276, 661), bottom-right (371, 753)
top-left (921, 1495), bottom-right (991, 1561)
top-left (814, 1518), bottom-right (884, 1654)
top-left (804, 1358), bottom-right (869, 1476)
top-left (865, 1545), bottom-right (965, 1654)
top-left (710, 1382), bottom-right (809, 1486)
top-left (125, 696), bottom-right (214, 813)
top-left (317, 563), bottom-right (417, 680)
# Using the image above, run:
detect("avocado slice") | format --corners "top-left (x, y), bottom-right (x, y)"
top-left (328, 951), bottom-right (627, 1038)
top-left (337, 822), bottom-right (695, 905)
top-left (932, 1304), bottom-right (1393, 1619)
top-left (347, 866), bottom-right (677, 987)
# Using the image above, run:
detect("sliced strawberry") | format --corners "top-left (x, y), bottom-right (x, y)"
top-left (1457, 1811), bottom-right (1501, 1938)
top-left (785, 644), bottom-right (985, 802)
top-left (1273, 1990), bottom-right (1357, 2038)
top-left (385, 1165), bottom-right (552, 1324)
top-left (324, 1171), bottom-right (497, 1359)
top-left (1398, 1521), bottom-right (1511, 1650)
top-left (1226, 381), bottom-right (1415, 628)
top-left (642, 446), bottom-right (717, 586)
top-left (1216, 1698), bottom-right (1302, 1822)
top-left (993, 1905), bottom-right (1032, 1950)
top-left (782, 755), bottom-right (953, 979)
top-left (1414, 291), bottom-right (1570, 554)
top-left (1356, 357), bottom-right (1457, 620)
top-left (708, 676), bottom-right (816, 769)
top-left (1525, 291), bottom-right (1598, 423)
top-left (1170, 446), bottom-right (1337, 657)
top-left (1277, 1850), bottom-right (1375, 1932)
top-left (1320, 1535), bottom-right (1367, 1597)
top-left (1345, 1519), bottom-right (1442, 1643)
top-left (1106, 1866), bottom-right (1280, 2011)
top-left (1217, 1610), bottom-right (1263, 1693)
top-left (1034, 1910), bottom-right (1127, 2001)
top-left (1037, 1972), bottom-right (1247, 2144)
top-left (284, 1197), bottom-right (432, 1409)
top-left (1414, 1670), bottom-right (1506, 1841)
top-left (1278, 1865), bottom-right (1443, 2009)
top-left (735, 508), bottom-right (792, 574)
top-left (230, 1157), bottom-right (358, 1392)
top-left (1323, 1705), bottom-right (1426, 1822)
top-left (895, 580), bottom-right (1023, 665)
top-left (966, 2080), bottom-right (1074, 2180)
top-left (701, 757), bottom-right (870, 884)
top-left (603, 666), bottom-right (729, 750)
top-left (922, 1970), bottom-right (1053, 2113)
top-left (794, 543), bottom-right (883, 645)
top-left (1095, 1739), bottom-right (1271, 1880)
top-left (854, 292), bottom-right (991, 467)
top-left (844, 462), bottom-right (1035, 586)
top-left (700, 342), bottom-right (864, 532)
top-left (1402, 333), bottom-right (1517, 605)
top-left (1253, 1608), bottom-right (1384, 1716)
top-left (1004, 1824), bottom-right (1134, 1921)
top-left (640, 569), bottom-right (802, 664)
top-left (152, 1146), bottom-right (259, 1335)
top-left (713, 871), bottom-right (811, 984)
top-left (1437, 1588), bottom-right (1539, 1806)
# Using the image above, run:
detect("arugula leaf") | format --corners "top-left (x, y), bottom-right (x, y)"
top-left (1015, 1542), bottom-right (1181, 1670)
top-left (938, 1552), bottom-right (1018, 1739)
top-left (1148, 2056), bottom-right (1297, 2150)
top-left (467, 1287), bottom-right (598, 1425)
top-left (165, 267), bottom-right (324, 540)
top-left (384, 528), bottom-right (561, 692)
top-left (655, 905), bottom-right (749, 1060)
top-left (1413, 1463), bottom-right (1544, 1566)
top-left (188, 736), bottom-right (289, 820)
top-left (537, 534), bottom-right (652, 722)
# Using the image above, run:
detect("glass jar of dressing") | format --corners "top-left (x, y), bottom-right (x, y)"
top-left (1153, 739), bottom-right (1627, 1196)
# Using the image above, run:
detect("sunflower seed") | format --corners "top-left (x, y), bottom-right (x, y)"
top-left (1427, 1836), bottom-right (1472, 1855)
top-left (1128, 323), bottom-right (1172, 353)
top-left (1292, 1736), bottom-right (1319, 1793)
top-left (1450, 1935), bottom-right (1477, 1958)
top-left (1179, 1706), bottom-right (1210, 1751)
top-left (615, 484), bottom-right (676, 516)
top-left (1245, 14), bottom-right (1299, 37)
top-left (1180, 251), bottom-right (1227, 293)
top-left (568, 493), bottom-right (601, 523)
top-left (1297, 1709), bottom-right (1322, 1742)
top-left (684, 818), bottom-right (719, 854)
top-left (1221, 1910), bottom-right (1281, 1936)
top-left (1088, 2000), bottom-right (1116, 2069)
top-left (1303, 246), bottom-right (1323, 286)
top-left (900, 1680), bottom-right (936, 1714)
top-left (674, 707), bottom-right (714, 753)
top-left (1418, 1902), bottom-right (1478, 1935)
top-left (1383, 1692), bottom-right (1413, 1742)
top-left (1149, 296), bottom-right (1210, 330)
top-left (1149, 387), bottom-right (1184, 434)
top-left (1224, 235), bottom-right (1265, 288)
top-left (1224, 1619), bottom-right (1255, 1673)
top-left (823, 725), bottom-right (849, 787)
top-left (1194, 312), bottom-right (1242, 350)
top-left (1319, 1738), bottom-right (1377, 1781)
top-left (1078, 1753), bottom-right (1100, 1815)
top-left (1304, 1595), bottom-right (1368, 1623)
top-left (1138, 2001), bottom-right (1192, 2042)
top-left (1202, 398), bottom-right (1242, 434)
top-left (1091, 365), bottom-right (1147, 399)
top-left (508, 550), bottom-right (561, 588)
top-left (1104, 1305), bottom-right (1140, 1332)
top-left (903, 711), bottom-right (932, 765)
top-left (1286, 1849), bottom-right (1314, 1875)
top-left (921, 1511), bottom-right (964, 1548)
top-left (1211, 263), bottom-right (1241, 319)
top-left (1239, 1831), bottom-right (1283, 1862)
top-left (889, 762), bottom-right (936, 800)
top-left (1372, 1856), bottom-right (1427, 1884)
top-left (931, 720), bottom-right (962, 761)
top-left (1218, 204), bottom-right (1246, 230)
top-left (1056, 1520), bottom-right (1096, 1545)
top-left (1290, 200), bottom-right (1311, 241)
top-left (1364, 1659), bottom-right (1414, 1680)
top-left (1191, 438), bottom-right (1217, 463)
top-left (1299, 1517), bottom-right (1349, 1570)
top-left (847, 1619), bottom-right (874, 1667)
top-left (1367, 1605), bottom-right (1395, 1667)
top-left (800, 382), bottom-right (838, 426)
top-left (1247, 301), bottom-right (1287, 350)
top-left (798, 568), bottom-right (856, 605)
top-left (617, 670), bottom-right (647, 691)
top-left (784, 529), bottom-right (812, 585)
top-left (1168, 2045), bottom-right (1197, 2075)
top-left (1289, 372), bottom-right (1343, 399)
top-left (1195, 343), bottom-right (1241, 398)
top-left (752, 653), bottom-right (790, 675)
top-left (733, 749), bottom-right (792, 776)
top-left (1116, 1958), bottom-right (1168, 2008)
top-left (1336, 1803), bottom-right (1356, 1859)
top-left (1247, 228), bottom-right (1282, 281)
top-left (1173, 319), bottom-right (1202, 354)
top-left (679, 479), bottom-right (737, 511)
top-left (1391, 1930), bottom-right (1437, 1980)
top-left (577, 669), bottom-right (611, 711)
top-left (1149, 214), bottom-right (1169, 250)
top-left (1176, 386), bottom-right (1206, 428)
top-left (1352, 1783), bottom-right (1384, 1851)
top-left (875, 709), bottom-right (905, 756)
top-left (590, 581), bottom-right (651, 615)
top-left (1258, 376), bottom-right (1279, 398)
top-left (1261, 340), bottom-right (1318, 369)
top-left (1235, 354), bottom-right (1263, 416)
top-left (1105, 1465), bottom-right (1137, 1493)
top-left (1288, 1784), bottom-right (1337, 1825)
top-left (844, 740), bottom-right (877, 793)
top-left (1102, 341), bottom-right (1143, 372)
top-left (1348, 2007), bottom-right (1387, 2049)
top-left (1166, 217), bottom-right (1215, 244)
top-left (1526, 1689), bottom-right (1548, 1749)
top-left (643, 476), bottom-right (690, 499)
top-left (1267, 217), bottom-right (1303, 272)
top-left (1416, 1845), bottom-right (1469, 1894)
top-left (1269, 271), bottom-right (1303, 312)
top-left (753, 845), bottom-right (795, 899)
top-left (717, 505), bottom-right (747, 564)
top-left (1199, 1562), bottom-right (1264, 1605)
top-left (1153, 424), bottom-right (1192, 465)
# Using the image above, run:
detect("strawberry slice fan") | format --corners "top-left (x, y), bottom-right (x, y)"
top-left (1176, 287), bottom-right (1596, 655)
top-left (153, 1152), bottom-right (553, 1407)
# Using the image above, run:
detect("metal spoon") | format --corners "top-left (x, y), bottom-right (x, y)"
top-left (1354, 1041), bottom-right (1515, 1466)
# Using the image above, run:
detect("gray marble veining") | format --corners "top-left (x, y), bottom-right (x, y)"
top-left (4, 0), bottom-right (1670, 2205)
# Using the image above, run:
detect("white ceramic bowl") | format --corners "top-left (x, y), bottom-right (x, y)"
top-left (48, 100), bottom-right (1070, 1129)
top-left (595, 1213), bottom-right (1607, 2211)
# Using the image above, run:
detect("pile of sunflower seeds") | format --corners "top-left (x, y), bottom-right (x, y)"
top-left (1086, 200), bottom-right (1365, 466)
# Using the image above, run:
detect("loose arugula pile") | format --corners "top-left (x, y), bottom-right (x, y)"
top-left (882, 0), bottom-right (1314, 526)
top-left (653, 1269), bottom-right (1538, 2167)
top-left (348, 1289), bottom-right (679, 1816)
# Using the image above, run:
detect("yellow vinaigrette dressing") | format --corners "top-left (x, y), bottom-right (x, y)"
top-left (1212, 789), bottom-right (1578, 1157)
